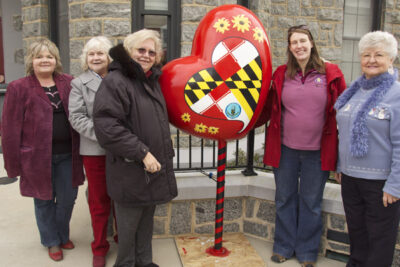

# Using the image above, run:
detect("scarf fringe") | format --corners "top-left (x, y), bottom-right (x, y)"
top-left (334, 69), bottom-right (398, 157)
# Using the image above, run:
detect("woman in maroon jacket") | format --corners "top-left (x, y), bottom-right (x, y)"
top-left (1, 39), bottom-right (84, 262)
top-left (257, 25), bottom-right (346, 267)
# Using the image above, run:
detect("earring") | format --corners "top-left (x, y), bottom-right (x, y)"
top-left (388, 65), bottom-right (394, 75)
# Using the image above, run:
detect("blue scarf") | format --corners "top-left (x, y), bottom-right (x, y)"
top-left (334, 69), bottom-right (398, 157)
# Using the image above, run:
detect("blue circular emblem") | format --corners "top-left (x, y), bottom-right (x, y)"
top-left (225, 103), bottom-right (241, 119)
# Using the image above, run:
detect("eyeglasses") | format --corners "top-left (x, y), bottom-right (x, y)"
top-left (136, 48), bottom-right (156, 57)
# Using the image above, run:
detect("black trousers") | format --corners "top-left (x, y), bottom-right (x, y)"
top-left (341, 174), bottom-right (400, 267)
top-left (113, 203), bottom-right (156, 267)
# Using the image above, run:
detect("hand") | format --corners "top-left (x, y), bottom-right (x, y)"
top-left (142, 152), bottom-right (161, 173)
top-left (334, 172), bottom-right (342, 184)
top-left (382, 192), bottom-right (399, 207)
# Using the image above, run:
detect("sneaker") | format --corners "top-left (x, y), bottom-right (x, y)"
top-left (301, 262), bottom-right (316, 267)
top-left (48, 246), bottom-right (63, 261)
top-left (270, 253), bottom-right (287, 263)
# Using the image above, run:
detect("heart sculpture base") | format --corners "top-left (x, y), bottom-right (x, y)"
top-left (175, 233), bottom-right (266, 267)
top-left (205, 246), bottom-right (230, 257)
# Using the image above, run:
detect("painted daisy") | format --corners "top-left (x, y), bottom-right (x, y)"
top-left (232, 14), bottom-right (251, 33)
top-left (208, 126), bottom-right (219, 135)
top-left (253, 27), bottom-right (264, 42)
top-left (181, 113), bottom-right (191, 123)
top-left (194, 123), bottom-right (208, 133)
top-left (213, 18), bottom-right (230, 34)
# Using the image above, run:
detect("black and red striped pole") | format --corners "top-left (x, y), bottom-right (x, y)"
top-left (206, 140), bottom-right (230, 256)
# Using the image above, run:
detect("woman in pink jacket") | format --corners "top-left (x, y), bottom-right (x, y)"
top-left (1, 39), bottom-right (84, 262)
top-left (257, 25), bottom-right (346, 267)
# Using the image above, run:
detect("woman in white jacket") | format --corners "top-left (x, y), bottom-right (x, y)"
top-left (68, 36), bottom-right (113, 267)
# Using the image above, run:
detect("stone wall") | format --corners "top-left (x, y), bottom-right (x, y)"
top-left (153, 196), bottom-right (400, 266)
top-left (382, 0), bottom-right (400, 69)
top-left (21, 0), bottom-right (49, 55)
top-left (68, 0), bottom-right (131, 76)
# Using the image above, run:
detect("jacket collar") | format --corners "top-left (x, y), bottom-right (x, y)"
top-left (80, 70), bottom-right (102, 92)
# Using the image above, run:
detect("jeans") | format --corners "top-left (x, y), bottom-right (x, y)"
top-left (342, 174), bottom-right (400, 267)
top-left (34, 153), bottom-right (78, 247)
top-left (272, 145), bottom-right (329, 262)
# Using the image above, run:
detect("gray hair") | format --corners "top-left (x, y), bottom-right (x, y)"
top-left (123, 29), bottom-right (163, 65)
top-left (80, 36), bottom-right (113, 71)
top-left (359, 31), bottom-right (398, 60)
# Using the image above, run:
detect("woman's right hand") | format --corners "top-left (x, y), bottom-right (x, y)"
top-left (334, 172), bottom-right (342, 184)
top-left (143, 152), bottom-right (161, 173)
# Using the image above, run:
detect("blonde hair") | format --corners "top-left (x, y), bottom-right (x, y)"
top-left (123, 29), bottom-right (163, 65)
top-left (25, 38), bottom-right (62, 75)
top-left (80, 36), bottom-right (113, 71)
top-left (359, 31), bottom-right (398, 60)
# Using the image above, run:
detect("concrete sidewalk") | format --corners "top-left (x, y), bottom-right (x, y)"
top-left (0, 159), bottom-right (345, 267)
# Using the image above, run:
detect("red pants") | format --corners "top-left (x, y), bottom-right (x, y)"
top-left (83, 155), bottom-right (113, 256)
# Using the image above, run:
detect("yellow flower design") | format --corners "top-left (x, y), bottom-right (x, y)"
top-left (194, 123), bottom-right (208, 133)
top-left (208, 126), bottom-right (219, 135)
top-left (232, 14), bottom-right (251, 33)
top-left (181, 113), bottom-right (191, 123)
top-left (213, 18), bottom-right (230, 34)
top-left (253, 27), bottom-right (264, 42)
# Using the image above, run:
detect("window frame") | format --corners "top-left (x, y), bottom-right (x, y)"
top-left (132, 0), bottom-right (181, 62)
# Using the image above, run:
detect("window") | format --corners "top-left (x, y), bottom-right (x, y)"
top-left (340, 0), bottom-right (382, 84)
top-left (132, 0), bottom-right (181, 63)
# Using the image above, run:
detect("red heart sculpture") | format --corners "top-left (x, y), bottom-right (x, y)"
top-left (160, 4), bottom-right (272, 141)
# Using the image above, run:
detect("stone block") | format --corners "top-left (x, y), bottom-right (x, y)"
top-left (336, 0), bottom-right (344, 8)
top-left (271, 4), bottom-right (286, 15)
top-left (250, 0), bottom-right (269, 11)
top-left (104, 20), bottom-right (130, 37)
top-left (317, 9), bottom-right (343, 21)
top-left (195, 200), bottom-right (215, 224)
top-left (329, 214), bottom-right (346, 231)
top-left (153, 217), bottom-right (166, 235)
top-left (181, 24), bottom-right (197, 43)
top-left (302, 0), bottom-right (311, 7)
top-left (320, 23), bottom-right (333, 30)
top-left (23, 6), bottom-right (47, 22)
top-left (23, 22), bottom-right (48, 38)
top-left (155, 204), bottom-right (168, 217)
top-left (14, 49), bottom-right (24, 65)
top-left (391, 12), bottom-right (400, 24)
top-left (182, 6), bottom-right (207, 22)
top-left (243, 220), bottom-right (268, 238)
top-left (245, 198), bottom-right (255, 218)
top-left (69, 40), bottom-right (84, 60)
top-left (319, 47), bottom-right (341, 61)
top-left (311, 0), bottom-right (321, 7)
top-left (70, 60), bottom-right (83, 77)
top-left (276, 17), bottom-right (293, 29)
top-left (397, 1), bottom-right (400, 10)
top-left (13, 15), bottom-right (23, 32)
top-left (182, 0), bottom-right (193, 3)
top-left (219, 0), bottom-right (236, 4)
top-left (327, 241), bottom-right (350, 254)
top-left (334, 23), bottom-right (343, 47)
top-left (181, 44), bottom-right (192, 57)
top-left (170, 202), bottom-right (192, 235)
top-left (322, 0), bottom-right (334, 7)
top-left (21, 0), bottom-right (45, 7)
top-left (69, 4), bottom-right (82, 19)
top-left (288, 0), bottom-right (300, 16)
top-left (82, 3), bottom-right (130, 18)
top-left (195, 0), bottom-right (218, 5)
top-left (387, 0), bottom-right (395, 9)
top-left (224, 222), bottom-right (240, 232)
top-left (224, 199), bottom-right (243, 221)
top-left (72, 20), bottom-right (102, 38)
top-left (195, 224), bottom-right (214, 234)
top-left (301, 7), bottom-right (315, 17)
top-left (256, 201), bottom-right (275, 223)
top-left (271, 0), bottom-right (285, 3)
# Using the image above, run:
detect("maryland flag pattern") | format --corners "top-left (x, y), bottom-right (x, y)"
top-left (184, 37), bottom-right (262, 132)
